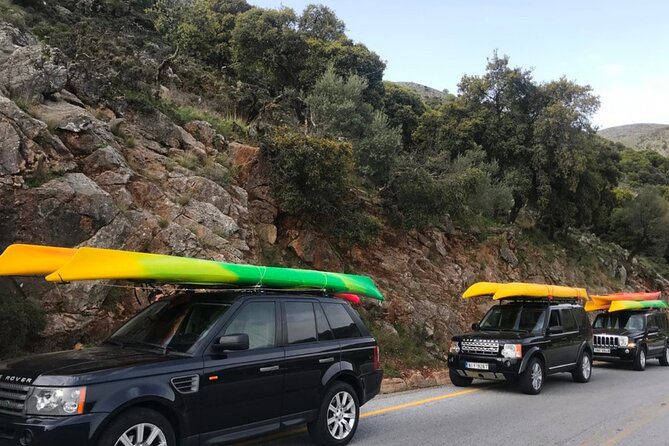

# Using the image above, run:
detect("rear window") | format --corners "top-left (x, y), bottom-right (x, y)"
top-left (285, 302), bottom-right (317, 344)
top-left (573, 307), bottom-right (589, 330)
top-left (561, 309), bottom-right (578, 332)
top-left (322, 303), bottom-right (361, 339)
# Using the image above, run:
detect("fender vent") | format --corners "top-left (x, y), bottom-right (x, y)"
top-left (171, 375), bottom-right (200, 394)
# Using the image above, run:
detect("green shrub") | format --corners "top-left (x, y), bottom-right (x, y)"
top-left (0, 295), bottom-right (47, 358)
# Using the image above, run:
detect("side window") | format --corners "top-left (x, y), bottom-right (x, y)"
top-left (285, 302), bottom-right (317, 344)
top-left (573, 308), bottom-right (589, 330)
top-left (661, 315), bottom-right (669, 330)
top-left (548, 309), bottom-right (561, 328)
top-left (648, 314), bottom-right (659, 331)
top-left (561, 309), bottom-right (578, 332)
top-left (314, 303), bottom-right (334, 341)
top-left (224, 301), bottom-right (276, 350)
top-left (323, 303), bottom-right (361, 339)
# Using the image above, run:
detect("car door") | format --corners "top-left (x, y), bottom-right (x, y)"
top-left (646, 314), bottom-right (664, 355)
top-left (560, 308), bottom-right (582, 365)
top-left (281, 300), bottom-right (341, 425)
top-left (545, 308), bottom-right (570, 369)
top-left (200, 300), bottom-right (285, 444)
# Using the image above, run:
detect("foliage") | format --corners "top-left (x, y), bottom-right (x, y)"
top-left (298, 4), bottom-right (345, 41)
top-left (0, 295), bottom-right (46, 358)
top-left (618, 148), bottom-right (669, 187)
top-left (611, 186), bottom-right (669, 260)
top-left (264, 128), bottom-right (378, 245)
top-left (382, 82), bottom-right (426, 148)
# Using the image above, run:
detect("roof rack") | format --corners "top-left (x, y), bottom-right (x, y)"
top-left (498, 297), bottom-right (582, 305)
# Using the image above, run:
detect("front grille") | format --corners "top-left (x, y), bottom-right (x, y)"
top-left (0, 382), bottom-right (30, 417)
top-left (171, 375), bottom-right (200, 394)
top-left (594, 334), bottom-right (620, 347)
top-left (461, 339), bottom-right (499, 355)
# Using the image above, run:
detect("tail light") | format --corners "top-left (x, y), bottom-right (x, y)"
top-left (373, 345), bottom-right (380, 369)
top-left (334, 293), bottom-right (362, 304)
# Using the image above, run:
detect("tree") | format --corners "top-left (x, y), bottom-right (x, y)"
top-left (611, 187), bottom-right (669, 260)
top-left (230, 7), bottom-right (307, 94)
top-left (299, 4), bottom-right (346, 41)
top-left (382, 82), bottom-right (426, 148)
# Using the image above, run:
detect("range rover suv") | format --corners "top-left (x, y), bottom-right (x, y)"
top-left (592, 310), bottom-right (669, 370)
top-left (448, 300), bottom-right (593, 394)
top-left (0, 290), bottom-right (382, 446)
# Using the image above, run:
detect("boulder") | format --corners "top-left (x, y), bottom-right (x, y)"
top-left (380, 378), bottom-right (407, 394)
top-left (0, 22), bottom-right (68, 100)
top-left (288, 230), bottom-right (343, 271)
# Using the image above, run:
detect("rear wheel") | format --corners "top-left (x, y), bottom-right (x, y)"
top-left (659, 344), bottom-right (669, 367)
top-left (308, 381), bottom-right (360, 446)
top-left (519, 357), bottom-right (544, 395)
top-left (98, 408), bottom-right (176, 446)
top-left (572, 351), bottom-right (592, 383)
top-left (633, 347), bottom-right (647, 371)
top-left (449, 369), bottom-right (473, 387)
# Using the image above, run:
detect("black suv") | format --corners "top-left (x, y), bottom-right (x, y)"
top-left (447, 300), bottom-right (593, 394)
top-left (0, 290), bottom-right (382, 446)
top-left (592, 310), bottom-right (669, 370)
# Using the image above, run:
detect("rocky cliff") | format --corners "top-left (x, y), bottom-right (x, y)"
top-left (0, 22), bottom-right (666, 369)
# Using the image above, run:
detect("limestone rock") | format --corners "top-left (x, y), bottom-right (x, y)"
top-left (256, 223), bottom-right (277, 245)
top-left (380, 378), bottom-right (407, 394)
top-left (288, 230), bottom-right (342, 271)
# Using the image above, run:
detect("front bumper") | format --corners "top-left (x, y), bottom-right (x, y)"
top-left (0, 413), bottom-right (106, 446)
top-left (593, 345), bottom-right (638, 362)
top-left (447, 353), bottom-right (522, 380)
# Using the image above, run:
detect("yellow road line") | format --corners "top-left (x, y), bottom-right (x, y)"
top-left (362, 388), bottom-right (482, 418)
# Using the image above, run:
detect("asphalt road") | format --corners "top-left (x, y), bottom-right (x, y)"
top-left (238, 361), bottom-right (669, 446)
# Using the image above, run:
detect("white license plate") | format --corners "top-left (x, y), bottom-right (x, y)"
top-left (465, 362), bottom-right (489, 370)
top-left (594, 347), bottom-right (611, 354)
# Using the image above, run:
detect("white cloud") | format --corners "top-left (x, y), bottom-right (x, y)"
top-left (594, 75), bottom-right (669, 129)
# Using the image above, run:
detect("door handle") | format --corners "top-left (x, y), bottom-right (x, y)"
top-left (260, 365), bottom-right (279, 373)
top-left (319, 357), bottom-right (335, 364)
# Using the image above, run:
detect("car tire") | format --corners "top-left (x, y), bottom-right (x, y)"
top-left (632, 346), bottom-right (647, 371)
top-left (572, 351), bottom-right (592, 383)
top-left (308, 381), bottom-right (360, 446)
top-left (519, 357), bottom-right (544, 395)
top-left (659, 344), bottom-right (669, 367)
top-left (97, 408), bottom-right (176, 446)
top-left (449, 369), bottom-right (474, 387)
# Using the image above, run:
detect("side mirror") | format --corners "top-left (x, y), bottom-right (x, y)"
top-left (547, 326), bottom-right (564, 335)
top-left (213, 333), bottom-right (249, 353)
top-left (471, 322), bottom-right (480, 331)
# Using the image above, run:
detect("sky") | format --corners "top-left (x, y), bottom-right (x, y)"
top-left (250, 0), bottom-right (669, 129)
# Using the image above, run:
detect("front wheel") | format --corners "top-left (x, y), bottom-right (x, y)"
top-left (519, 357), bottom-right (544, 395)
top-left (98, 408), bottom-right (176, 446)
top-left (659, 345), bottom-right (669, 367)
top-left (572, 351), bottom-right (593, 383)
top-left (449, 369), bottom-right (474, 387)
top-left (633, 347), bottom-right (647, 371)
top-left (308, 382), bottom-right (360, 446)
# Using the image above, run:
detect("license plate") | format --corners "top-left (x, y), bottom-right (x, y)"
top-left (594, 347), bottom-right (611, 354)
top-left (465, 362), bottom-right (489, 370)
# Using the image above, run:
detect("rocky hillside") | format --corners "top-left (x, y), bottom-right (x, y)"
top-left (599, 123), bottom-right (669, 156)
top-left (0, 20), bottom-right (667, 372)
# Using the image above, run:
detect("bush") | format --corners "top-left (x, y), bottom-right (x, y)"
top-left (0, 295), bottom-right (46, 358)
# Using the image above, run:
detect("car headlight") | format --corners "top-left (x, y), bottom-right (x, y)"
top-left (501, 343), bottom-right (522, 359)
top-left (618, 336), bottom-right (629, 347)
top-left (26, 387), bottom-right (86, 416)
top-left (449, 340), bottom-right (460, 354)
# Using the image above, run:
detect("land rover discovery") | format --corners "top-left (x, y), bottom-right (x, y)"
top-left (592, 309), bottom-right (669, 370)
top-left (0, 290), bottom-right (382, 446)
top-left (448, 300), bottom-right (593, 394)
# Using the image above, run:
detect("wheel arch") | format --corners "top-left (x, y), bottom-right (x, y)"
top-left (519, 347), bottom-right (546, 374)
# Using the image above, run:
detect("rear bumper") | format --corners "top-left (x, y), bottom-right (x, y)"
top-left (361, 369), bottom-right (383, 405)
top-left (0, 413), bottom-right (106, 446)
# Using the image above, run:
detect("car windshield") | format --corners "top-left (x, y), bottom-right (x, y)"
top-left (108, 295), bottom-right (233, 353)
top-left (593, 313), bottom-right (646, 331)
top-left (479, 304), bottom-right (546, 333)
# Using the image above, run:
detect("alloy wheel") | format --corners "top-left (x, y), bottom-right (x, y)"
top-left (531, 362), bottom-right (543, 390)
top-left (640, 350), bottom-right (646, 368)
top-left (582, 355), bottom-right (591, 380)
top-left (327, 390), bottom-right (357, 440)
top-left (114, 423), bottom-right (167, 446)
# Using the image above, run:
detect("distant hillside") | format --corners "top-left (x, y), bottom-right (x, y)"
top-left (599, 124), bottom-right (669, 156)
top-left (394, 81), bottom-right (448, 103)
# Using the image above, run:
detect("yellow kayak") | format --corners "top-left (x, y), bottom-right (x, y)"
top-left (463, 281), bottom-right (589, 301)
